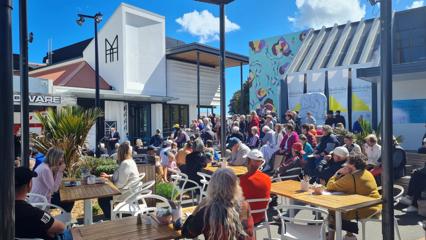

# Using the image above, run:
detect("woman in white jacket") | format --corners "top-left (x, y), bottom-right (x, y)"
top-left (261, 124), bottom-right (284, 172)
top-left (99, 141), bottom-right (140, 220)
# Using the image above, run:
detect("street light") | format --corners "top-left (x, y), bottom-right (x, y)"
top-left (195, 0), bottom-right (234, 158)
top-left (76, 12), bottom-right (103, 157)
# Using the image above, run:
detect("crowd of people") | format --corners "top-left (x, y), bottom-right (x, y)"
top-left (13, 109), bottom-right (426, 240)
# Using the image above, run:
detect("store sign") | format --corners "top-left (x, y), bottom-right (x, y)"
top-left (13, 94), bottom-right (62, 106)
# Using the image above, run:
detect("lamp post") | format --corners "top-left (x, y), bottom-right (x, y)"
top-left (195, 0), bottom-right (234, 157)
top-left (0, 0), bottom-right (15, 238)
top-left (76, 12), bottom-right (103, 157)
top-left (369, 0), bottom-right (394, 239)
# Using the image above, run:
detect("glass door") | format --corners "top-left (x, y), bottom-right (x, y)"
top-left (128, 103), bottom-right (151, 144)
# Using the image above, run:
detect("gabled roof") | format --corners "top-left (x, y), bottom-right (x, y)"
top-left (30, 60), bottom-right (111, 90)
top-left (42, 38), bottom-right (92, 65)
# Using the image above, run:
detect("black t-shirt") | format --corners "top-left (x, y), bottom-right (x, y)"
top-left (15, 200), bottom-right (55, 240)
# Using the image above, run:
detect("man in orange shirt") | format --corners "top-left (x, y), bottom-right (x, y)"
top-left (239, 149), bottom-right (271, 225)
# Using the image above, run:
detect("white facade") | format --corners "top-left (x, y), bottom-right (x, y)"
top-left (83, 3), bottom-right (167, 96)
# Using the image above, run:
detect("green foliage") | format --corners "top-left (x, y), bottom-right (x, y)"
top-left (92, 203), bottom-right (101, 216)
top-left (74, 156), bottom-right (117, 178)
top-left (229, 81), bottom-right (250, 115)
top-left (354, 119), bottom-right (373, 146)
top-left (155, 182), bottom-right (179, 200)
top-left (32, 106), bottom-right (103, 176)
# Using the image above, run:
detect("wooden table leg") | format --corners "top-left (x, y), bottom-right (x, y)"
top-left (335, 211), bottom-right (342, 240)
top-left (84, 199), bottom-right (93, 225)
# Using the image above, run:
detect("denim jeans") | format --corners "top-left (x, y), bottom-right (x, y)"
top-left (56, 229), bottom-right (73, 240)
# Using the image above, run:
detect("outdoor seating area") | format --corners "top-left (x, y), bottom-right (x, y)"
top-left (2, 1), bottom-right (426, 240)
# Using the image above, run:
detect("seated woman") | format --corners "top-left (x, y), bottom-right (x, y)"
top-left (246, 126), bottom-right (260, 149)
top-left (180, 139), bottom-right (208, 188)
top-left (278, 142), bottom-right (305, 176)
top-left (99, 142), bottom-right (140, 220)
top-left (326, 154), bottom-right (381, 240)
top-left (182, 168), bottom-right (254, 240)
top-left (133, 139), bottom-right (146, 154)
top-left (400, 163), bottom-right (426, 212)
top-left (30, 147), bottom-right (74, 212)
top-left (363, 134), bottom-right (382, 169)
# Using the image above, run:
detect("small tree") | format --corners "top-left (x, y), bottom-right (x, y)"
top-left (32, 106), bottom-right (103, 176)
top-left (228, 81), bottom-right (250, 115)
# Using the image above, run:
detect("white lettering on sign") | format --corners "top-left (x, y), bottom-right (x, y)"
top-left (13, 94), bottom-right (62, 105)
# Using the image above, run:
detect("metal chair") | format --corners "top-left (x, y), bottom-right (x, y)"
top-left (360, 185), bottom-right (404, 240)
top-left (246, 198), bottom-right (272, 240)
top-left (169, 169), bottom-right (201, 205)
top-left (275, 204), bottom-right (328, 240)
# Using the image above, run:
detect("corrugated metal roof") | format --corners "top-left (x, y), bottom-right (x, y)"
top-left (288, 18), bottom-right (380, 73)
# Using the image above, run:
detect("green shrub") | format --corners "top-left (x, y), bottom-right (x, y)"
top-left (93, 164), bottom-right (118, 176)
top-left (155, 182), bottom-right (179, 200)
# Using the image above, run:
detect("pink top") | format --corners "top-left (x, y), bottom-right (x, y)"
top-left (29, 163), bottom-right (63, 202)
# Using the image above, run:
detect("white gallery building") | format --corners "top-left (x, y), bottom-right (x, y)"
top-left (28, 3), bottom-right (248, 146)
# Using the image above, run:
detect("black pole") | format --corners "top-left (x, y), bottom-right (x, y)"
top-left (19, 0), bottom-right (30, 167)
top-left (380, 0), bottom-right (394, 239)
top-left (240, 62), bottom-right (243, 114)
top-left (219, 3), bottom-right (226, 157)
top-left (0, 0), bottom-right (15, 238)
top-left (94, 20), bottom-right (101, 157)
top-left (197, 51), bottom-right (201, 119)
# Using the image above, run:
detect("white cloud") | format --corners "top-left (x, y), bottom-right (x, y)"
top-left (407, 0), bottom-right (424, 9)
top-left (176, 10), bottom-right (240, 43)
top-left (288, 0), bottom-right (366, 29)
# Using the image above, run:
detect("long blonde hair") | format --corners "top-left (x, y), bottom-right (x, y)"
top-left (117, 142), bottom-right (132, 163)
top-left (199, 168), bottom-right (246, 239)
top-left (44, 147), bottom-right (64, 167)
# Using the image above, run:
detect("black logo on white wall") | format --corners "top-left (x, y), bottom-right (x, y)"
top-left (105, 35), bottom-right (118, 63)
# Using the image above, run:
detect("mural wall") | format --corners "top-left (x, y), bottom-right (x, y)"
top-left (248, 32), bottom-right (306, 116)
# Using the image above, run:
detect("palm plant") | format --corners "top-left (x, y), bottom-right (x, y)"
top-left (354, 119), bottom-right (373, 146)
top-left (32, 106), bottom-right (103, 176)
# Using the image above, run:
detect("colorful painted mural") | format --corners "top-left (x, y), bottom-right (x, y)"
top-left (248, 32), bottom-right (306, 116)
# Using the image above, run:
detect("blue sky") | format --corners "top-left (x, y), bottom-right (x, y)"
top-left (11, 0), bottom-right (423, 111)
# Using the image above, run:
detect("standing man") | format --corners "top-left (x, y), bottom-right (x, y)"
top-left (239, 150), bottom-right (271, 225)
top-left (108, 127), bottom-right (120, 155)
top-left (334, 110), bottom-right (346, 128)
top-left (325, 110), bottom-right (336, 127)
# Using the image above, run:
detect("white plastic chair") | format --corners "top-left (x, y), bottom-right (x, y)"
top-left (113, 173), bottom-right (146, 204)
top-left (32, 203), bottom-right (72, 229)
top-left (113, 192), bottom-right (172, 219)
top-left (197, 172), bottom-right (211, 202)
top-left (169, 169), bottom-right (201, 205)
top-left (360, 185), bottom-right (404, 240)
top-left (246, 198), bottom-right (272, 240)
top-left (27, 193), bottom-right (49, 210)
top-left (112, 180), bottom-right (155, 219)
top-left (275, 204), bottom-right (328, 240)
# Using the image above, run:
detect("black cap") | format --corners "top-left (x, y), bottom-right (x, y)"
top-left (147, 145), bottom-right (155, 151)
top-left (15, 167), bottom-right (37, 188)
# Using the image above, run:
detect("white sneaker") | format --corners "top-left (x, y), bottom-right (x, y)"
top-left (400, 196), bottom-right (413, 206)
top-left (343, 234), bottom-right (357, 240)
top-left (403, 205), bottom-right (418, 213)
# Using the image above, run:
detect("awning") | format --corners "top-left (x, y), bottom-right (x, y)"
top-left (166, 43), bottom-right (249, 68)
top-left (53, 86), bottom-right (178, 103)
top-left (357, 60), bottom-right (426, 83)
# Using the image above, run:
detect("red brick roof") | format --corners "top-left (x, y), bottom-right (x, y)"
top-left (30, 60), bottom-right (111, 90)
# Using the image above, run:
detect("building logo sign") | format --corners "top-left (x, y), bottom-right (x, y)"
top-left (105, 35), bottom-right (119, 63)
top-left (13, 94), bottom-right (62, 106)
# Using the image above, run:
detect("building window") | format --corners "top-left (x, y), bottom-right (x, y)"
top-left (163, 104), bottom-right (189, 137)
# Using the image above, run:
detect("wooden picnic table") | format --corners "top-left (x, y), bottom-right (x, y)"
top-left (60, 179), bottom-right (121, 225)
top-left (271, 180), bottom-right (382, 240)
top-left (203, 163), bottom-right (247, 176)
top-left (71, 206), bottom-right (196, 240)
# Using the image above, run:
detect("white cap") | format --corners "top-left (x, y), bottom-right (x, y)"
top-left (332, 146), bottom-right (349, 158)
top-left (247, 149), bottom-right (265, 162)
